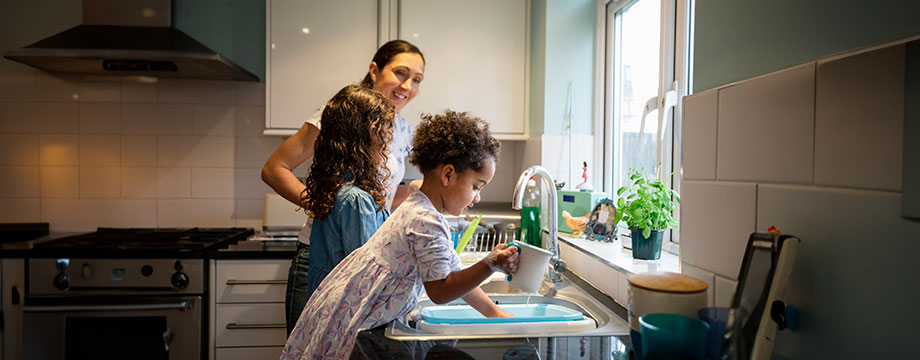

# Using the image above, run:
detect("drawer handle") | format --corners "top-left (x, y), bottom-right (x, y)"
top-left (226, 322), bottom-right (286, 330)
top-left (226, 280), bottom-right (287, 285)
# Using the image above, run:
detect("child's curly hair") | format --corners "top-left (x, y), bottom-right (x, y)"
top-left (410, 110), bottom-right (500, 174)
top-left (302, 85), bottom-right (395, 219)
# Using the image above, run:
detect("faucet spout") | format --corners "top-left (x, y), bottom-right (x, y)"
top-left (511, 165), bottom-right (566, 283)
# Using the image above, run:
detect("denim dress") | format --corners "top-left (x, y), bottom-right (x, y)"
top-left (284, 184), bottom-right (389, 334)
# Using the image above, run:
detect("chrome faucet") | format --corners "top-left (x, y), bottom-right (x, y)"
top-left (512, 165), bottom-right (567, 283)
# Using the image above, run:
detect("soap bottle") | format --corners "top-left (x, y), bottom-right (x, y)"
top-left (520, 177), bottom-right (541, 248)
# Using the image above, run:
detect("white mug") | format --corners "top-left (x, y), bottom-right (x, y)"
top-left (505, 240), bottom-right (553, 293)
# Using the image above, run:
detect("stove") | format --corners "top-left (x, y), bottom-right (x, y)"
top-left (18, 227), bottom-right (252, 360)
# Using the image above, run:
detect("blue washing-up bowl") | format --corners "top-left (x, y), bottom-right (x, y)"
top-left (419, 304), bottom-right (584, 324)
top-left (639, 313), bottom-right (710, 360)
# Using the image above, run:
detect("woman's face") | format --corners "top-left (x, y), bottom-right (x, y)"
top-left (442, 157), bottom-right (496, 216)
top-left (370, 52), bottom-right (425, 112)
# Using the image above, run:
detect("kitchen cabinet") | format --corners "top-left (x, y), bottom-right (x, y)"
top-left (264, 0), bottom-right (381, 134)
top-left (264, 0), bottom-right (530, 139)
top-left (398, 0), bottom-right (529, 139)
top-left (209, 259), bottom-right (288, 359)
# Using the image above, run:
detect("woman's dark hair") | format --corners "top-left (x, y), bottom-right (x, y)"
top-left (360, 40), bottom-right (425, 88)
top-left (302, 85), bottom-right (395, 219)
top-left (409, 110), bottom-right (500, 174)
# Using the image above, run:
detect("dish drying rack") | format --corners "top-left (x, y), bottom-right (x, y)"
top-left (446, 214), bottom-right (520, 252)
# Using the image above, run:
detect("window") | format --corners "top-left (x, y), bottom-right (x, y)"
top-left (599, 0), bottom-right (692, 246)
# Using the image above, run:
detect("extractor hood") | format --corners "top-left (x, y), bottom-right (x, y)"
top-left (3, 0), bottom-right (258, 81)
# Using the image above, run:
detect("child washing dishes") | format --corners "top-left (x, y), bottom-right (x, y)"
top-left (281, 110), bottom-right (520, 359)
top-left (299, 84), bottom-right (395, 304)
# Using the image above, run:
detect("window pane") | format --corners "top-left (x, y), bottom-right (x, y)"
top-left (614, 0), bottom-right (661, 188)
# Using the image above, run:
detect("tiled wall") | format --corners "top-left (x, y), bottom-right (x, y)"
top-left (0, 71), bottom-right (283, 232)
top-left (681, 42), bottom-right (920, 358)
top-left (0, 69), bottom-right (522, 232)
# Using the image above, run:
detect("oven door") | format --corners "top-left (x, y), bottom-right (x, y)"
top-left (22, 296), bottom-right (201, 360)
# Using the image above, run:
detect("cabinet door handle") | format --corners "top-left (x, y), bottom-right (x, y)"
top-left (226, 322), bottom-right (286, 329)
top-left (225, 279), bottom-right (287, 285)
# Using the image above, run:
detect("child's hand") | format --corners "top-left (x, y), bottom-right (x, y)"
top-left (483, 243), bottom-right (519, 275)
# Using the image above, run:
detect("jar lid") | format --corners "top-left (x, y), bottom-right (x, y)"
top-left (628, 272), bottom-right (708, 293)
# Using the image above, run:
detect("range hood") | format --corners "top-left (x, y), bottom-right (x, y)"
top-left (3, 0), bottom-right (258, 81)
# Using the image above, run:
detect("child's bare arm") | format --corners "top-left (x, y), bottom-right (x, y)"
top-left (462, 287), bottom-right (513, 318)
top-left (423, 244), bottom-right (519, 304)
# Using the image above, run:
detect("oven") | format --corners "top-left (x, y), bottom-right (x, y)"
top-left (23, 258), bottom-right (206, 360)
top-left (13, 228), bottom-right (251, 360)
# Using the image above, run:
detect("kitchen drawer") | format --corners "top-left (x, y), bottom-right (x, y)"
top-left (215, 259), bottom-right (287, 303)
top-left (216, 303), bottom-right (286, 347)
top-left (215, 346), bottom-right (283, 360)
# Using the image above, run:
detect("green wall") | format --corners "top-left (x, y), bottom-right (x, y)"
top-left (531, 0), bottom-right (596, 136)
top-left (174, 0), bottom-right (265, 81)
top-left (694, 0), bottom-right (920, 93)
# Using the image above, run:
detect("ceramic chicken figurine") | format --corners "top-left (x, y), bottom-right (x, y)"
top-left (562, 210), bottom-right (589, 236)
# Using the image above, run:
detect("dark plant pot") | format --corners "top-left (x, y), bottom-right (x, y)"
top-left (631, 228), bottom-right (663, 260)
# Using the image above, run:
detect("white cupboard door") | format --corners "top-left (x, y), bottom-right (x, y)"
top-left (398, 0), bottom-right (528, 137)
top-left (267, 0), bottom-right (379, 132)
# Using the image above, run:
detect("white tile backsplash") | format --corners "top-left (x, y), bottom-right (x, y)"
top-left (79, 135), bottom-right (120, 166)
top-left (34, 72), bottom-right (79, 102)
top-left (0, 198), bottom-right (40, 222)
top-left (236, 106), bottom-right (267, 136)
top-left (121, 167), bottom-right (157, 199)
top-left (78, 75), bottom-right (120, 102)
top-left (39, 166), bottom-right (77, 198)
top-left (79, 167), bottom-right (121, 198)
top-left (0, 73), bottom-right (36, 102)
top-left (121, 103), bottom-right (158, 135)
top-left (35, 102), bottom-right (79, 134)
top-left (157, 167), bottom-right (191, 198)
top-left (158, 79), bottom-right (236, 105)
top-left (39, 134), bottom-right (79, 166)
top-left (713, 276), bottom-right (736, 308)
top-left (235, 199), bottom-right (265, 228)
top-left (235, 136), bottom-right (283, 168)
top-left (120, 135), bottom-right (157, 166)
top-left (121, 76), bottom-right (158, 103)
top-left (717, 63), bottom-right (815, 184)
top-left (815, 45), bottom-right (904, 191)
top-left (42, 199), bottom-right (157, 232)
top-left (233, 168), bottom-right (272, 199)
top-left (192, 105), bottom-right (236, 136)
top-left (192, 167), bottom-right (235, 198)
top-left (0, 135), bottom-right (38, 165)
top-left (0, 166), bottom-right (40, 198)
top-left (156, 104), bottom-right (193, 135)
top-left (0, 103), bottom-right (39, 133)
top-left (157, 199), bottom-right (236, 227)
top-left (680, 180), bottom-right (756, 278)
top-left (681, 89), bottom-right (718, 180)
top-left (79, 102), bottom-right (121, 134)
top-left (681, 262), bottom-right (715, 307)
top-left (157, 136), bottom-right (234, 167)
top-left (236, 82), bottom-right (265, 106)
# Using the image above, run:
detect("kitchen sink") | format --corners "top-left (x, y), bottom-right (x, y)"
top-left (385, 273), bottom-right (630, 340)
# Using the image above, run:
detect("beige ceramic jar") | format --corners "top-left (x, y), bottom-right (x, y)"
top-left (627, 271), bottom-right (709, 332)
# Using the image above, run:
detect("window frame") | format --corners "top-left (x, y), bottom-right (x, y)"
top-left (595, 0), bottom-right (693, 248)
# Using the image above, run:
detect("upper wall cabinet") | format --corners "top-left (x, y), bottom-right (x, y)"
top-left (398, 0), bottom-right (529, 139)
top-left (265, 0), bottom-right (529, 139)
top-left (265, 0), bottom-right (380, 134)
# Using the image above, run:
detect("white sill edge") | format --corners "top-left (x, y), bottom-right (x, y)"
top-left (557, 233), bottom-right (679, 275)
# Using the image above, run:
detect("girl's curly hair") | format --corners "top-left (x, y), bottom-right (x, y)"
top-left (409, 110), bottom-right (500, 174)
top-left (302, 85), bottom-right (395, 220)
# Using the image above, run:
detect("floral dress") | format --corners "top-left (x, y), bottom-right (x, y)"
top-left (280, 190), bottom-right (461, 360)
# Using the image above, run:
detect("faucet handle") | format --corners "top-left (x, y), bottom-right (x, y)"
top-left (551, 256), bottom-right (567, 274)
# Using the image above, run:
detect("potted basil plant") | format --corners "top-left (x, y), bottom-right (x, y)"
top-left (614, 166), bottom-right (679, 260)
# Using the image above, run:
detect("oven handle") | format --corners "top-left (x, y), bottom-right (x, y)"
top-left (23, 301), bottom-right (191, 313)
top-left (226, 279), bottom-right (287, 285)
top-left (226, 322), bottom-right (286, 330)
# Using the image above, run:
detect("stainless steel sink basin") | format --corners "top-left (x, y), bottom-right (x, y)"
top-left (385, 274), bottom-right (630, 340)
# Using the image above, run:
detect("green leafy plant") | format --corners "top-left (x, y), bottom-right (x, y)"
top-left (613, 166), bottom-right (680, 239)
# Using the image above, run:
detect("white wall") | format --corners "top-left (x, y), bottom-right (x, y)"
top-left (681, 42), bottom-right (920, 358)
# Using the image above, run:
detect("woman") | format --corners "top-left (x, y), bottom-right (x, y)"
top-left (261, 40), bottom-right (425, 334)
